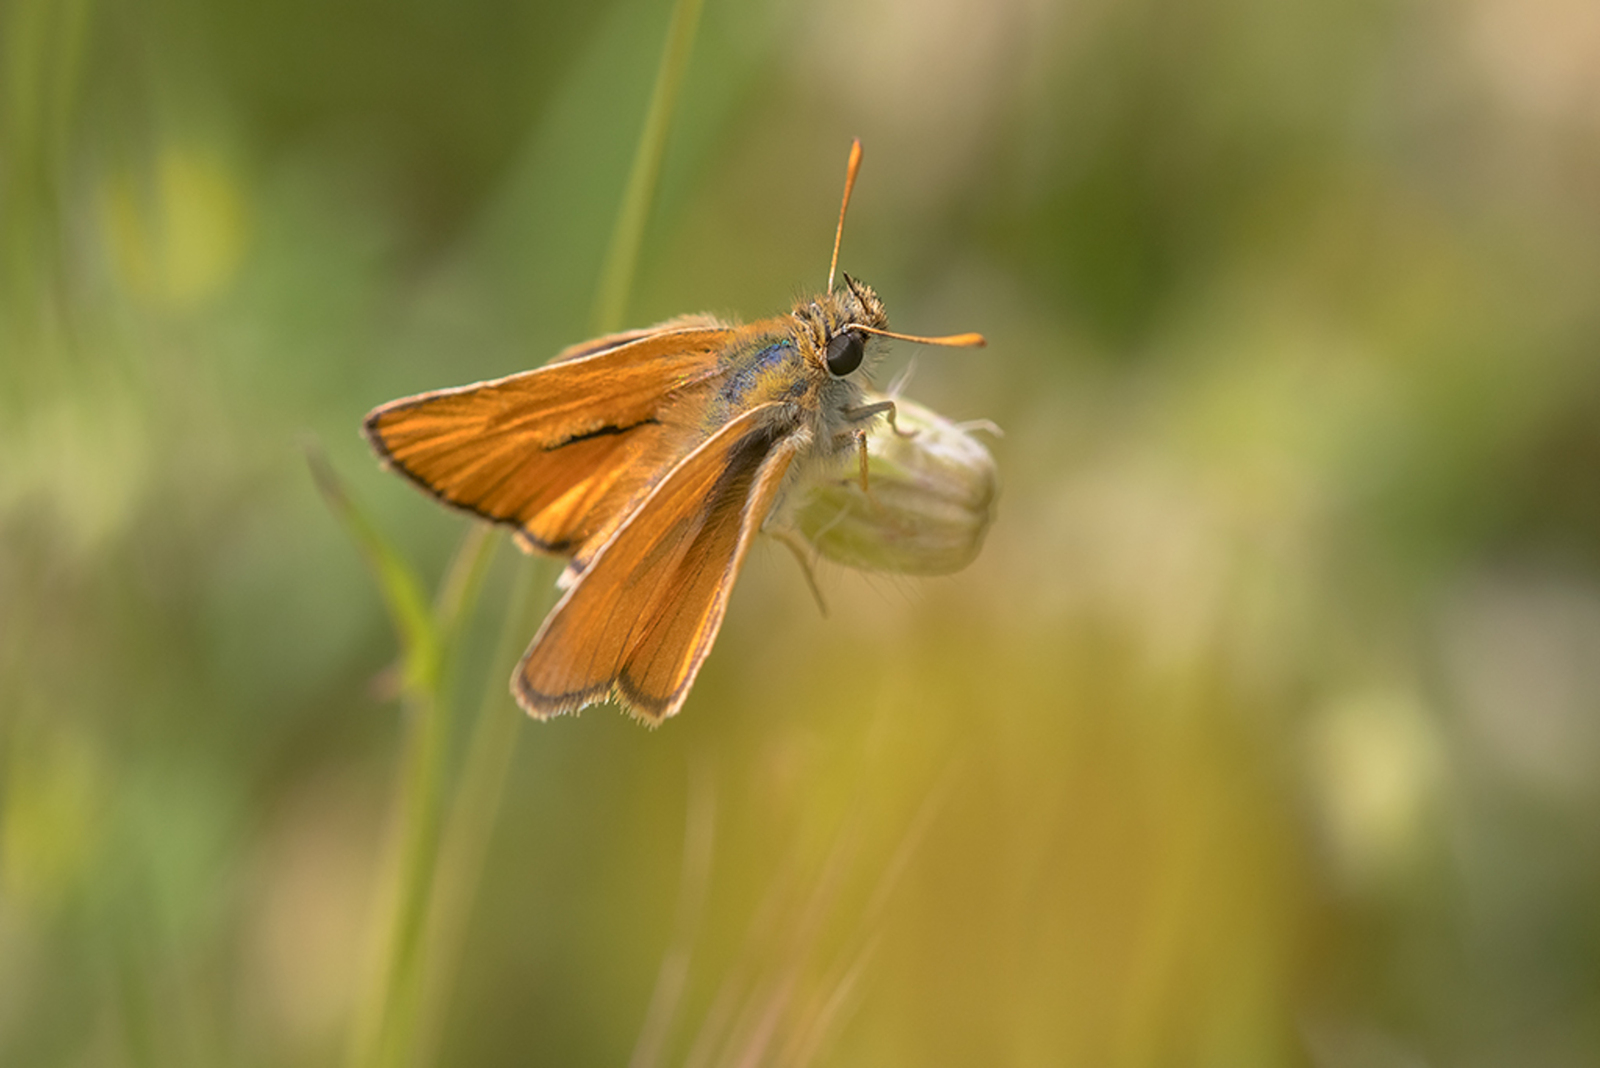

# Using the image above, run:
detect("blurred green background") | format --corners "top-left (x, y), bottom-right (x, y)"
top-left (7, 0), bottom-right (1600, 1064)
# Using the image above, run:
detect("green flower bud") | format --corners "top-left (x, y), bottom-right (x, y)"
top-left (794, 393), bottom-right (998, 575)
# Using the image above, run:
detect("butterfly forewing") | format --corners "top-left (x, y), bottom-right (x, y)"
top-left (549, 313), bottom-right (728, 365)
top-left (363, 324), bottom-right (732, 556)
top-left (515, 401), bottom-right (800, 721)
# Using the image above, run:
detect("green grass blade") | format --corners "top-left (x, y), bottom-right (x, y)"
top-left (306, 444), bottom-right (439, 691)
top-left (590, 0), bottom-right (707, 335)
top-left (310, 443), bottom-right (501, 1068)
top-left (410, 557), bottom-right (554, 1067)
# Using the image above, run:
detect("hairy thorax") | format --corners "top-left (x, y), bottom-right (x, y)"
top-left (700, 276), bottom-right (890, 457)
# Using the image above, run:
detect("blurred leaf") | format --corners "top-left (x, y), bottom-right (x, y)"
top-left (306, 442), bottom-right (441, 694)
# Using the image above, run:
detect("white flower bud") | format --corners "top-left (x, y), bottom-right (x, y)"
top-left (794, 393), bottom-right (998, 575)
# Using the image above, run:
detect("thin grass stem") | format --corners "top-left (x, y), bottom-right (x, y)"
top-left (342, 523), bottom-right (497, 1068)
top-left (391, 1), bottom-right (712, 1062)
top-left (591, 0), bottom-right (706, 335)
top-left (410, 556), bottom-right (553, 1066)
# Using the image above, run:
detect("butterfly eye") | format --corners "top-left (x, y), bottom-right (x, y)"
top-left (825, 330), bottom-right (865, 377)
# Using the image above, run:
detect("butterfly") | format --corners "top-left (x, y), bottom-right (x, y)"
top-left (362, 140), bottom-right (984, 723)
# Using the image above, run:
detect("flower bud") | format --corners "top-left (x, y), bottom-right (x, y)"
top-left (793, 393), bottom-right (998, 575)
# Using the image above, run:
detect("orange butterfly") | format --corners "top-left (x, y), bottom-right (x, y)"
top-left (363, 141), bottom-right (984, 723)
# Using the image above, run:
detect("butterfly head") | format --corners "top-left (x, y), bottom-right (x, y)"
top-left (794, 272), bottom-right (889, 381)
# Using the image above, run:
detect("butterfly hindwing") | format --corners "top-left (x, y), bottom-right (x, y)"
top-left (514, 401), bottom-right (800, 722)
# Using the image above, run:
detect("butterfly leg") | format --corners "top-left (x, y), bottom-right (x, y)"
top-left (842, 399), bottom-right (916, 438)
top-left (773, 528), bottom-right (829, 617)
top-left (855, 428), bottom-right (871, 492)
top-left (826, 426), bottom-right (875, 492)
top-left (841, 399), bottom-right (915, 494)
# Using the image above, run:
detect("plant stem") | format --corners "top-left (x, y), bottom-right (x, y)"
top-left (410, 557), bottom-right (552, 1066)
top-left (346, 527), bottom-right (495, 1068)
top-left (591, 0), bottom-right (707, 335)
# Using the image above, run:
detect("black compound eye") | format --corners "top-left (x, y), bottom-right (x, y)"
top-left (825, 330), bottom-right (865, 377)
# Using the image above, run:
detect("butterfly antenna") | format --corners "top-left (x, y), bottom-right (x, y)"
top-left (847, 324), bottom-right (987, 348)
top-left (827, 139), bottom-right (864, 293)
